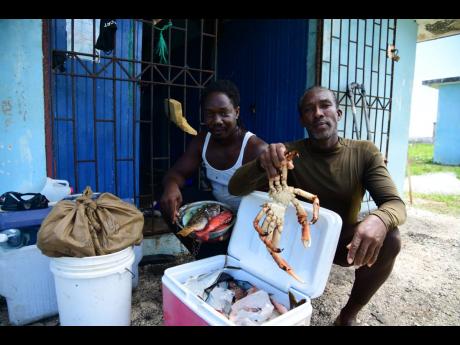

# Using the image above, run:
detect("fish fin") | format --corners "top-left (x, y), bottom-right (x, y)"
top-left (176, 226), bottom-right (196, 237)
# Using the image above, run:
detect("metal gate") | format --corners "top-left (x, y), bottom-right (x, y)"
top-left (46, 19), bottom-right (218, 225)
top-left (317, 19), bottom-right (397, 209)
top-left (317, 19), bottom-right (397, 159)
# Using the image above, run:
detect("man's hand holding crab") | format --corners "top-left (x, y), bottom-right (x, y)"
top-left (254, 143), bottom-right (320, 282)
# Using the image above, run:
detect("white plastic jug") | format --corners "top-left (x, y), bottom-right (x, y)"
top-left (40, 177), bottom-right (71, 202)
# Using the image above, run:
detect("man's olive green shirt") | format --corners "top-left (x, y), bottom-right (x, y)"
top-left (228, 137), bottom-right (406, 231)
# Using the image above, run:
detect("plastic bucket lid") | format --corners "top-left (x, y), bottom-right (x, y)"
top-left (50, 246), bottom-right (135, 279)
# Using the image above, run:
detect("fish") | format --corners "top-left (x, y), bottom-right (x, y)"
top-left (288, 291), bottom-right (306, 310)
top-left (176, 204), bottom-right (221, 237)
top-left (194, 210), bottom-right (233, 241)
top-left (183, 269), bottom-right (223, 300)
top-left (269, 296), bottom-right (289, 314)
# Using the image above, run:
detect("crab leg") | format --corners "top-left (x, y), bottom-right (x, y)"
top-left (292, 198), bottom-right (311, 248)
top-left (269, 250), bottom-right (304, 283)
top-left (281, 160), bottom-right (288, 188)
top-left (293, 188), bottom-right (320, 224)
top-left (253, 206), bottom-right (282, 253)
top-left (270, 175), bottom-right (282, 193)
top-left (281, 151), bottom-right (299, 187)
top-left (271, 220), bottom-right (283, 249)
top-left (259, 233), bottom-right (282, 253)
top-left (253, 204), bottom-right (270, 236)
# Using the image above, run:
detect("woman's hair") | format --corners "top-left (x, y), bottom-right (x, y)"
top-left (200, 79), bottom-right (240, 109)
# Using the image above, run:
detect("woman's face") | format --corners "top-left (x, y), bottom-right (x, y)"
top-left (203, 92), bottom-right (240, 139)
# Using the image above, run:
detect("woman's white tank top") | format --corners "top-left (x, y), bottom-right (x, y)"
top-left (201, 131), bottom-right (254, 211)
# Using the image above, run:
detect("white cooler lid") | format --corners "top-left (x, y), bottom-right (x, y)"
top-left (228, 191), bottom-right (342, 299)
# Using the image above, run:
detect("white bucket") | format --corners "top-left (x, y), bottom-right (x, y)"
top-left (50, 246), bottom-right (135, 326)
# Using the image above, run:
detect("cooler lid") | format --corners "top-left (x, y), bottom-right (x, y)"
top-left (228, 191), bottom-right (342, 298)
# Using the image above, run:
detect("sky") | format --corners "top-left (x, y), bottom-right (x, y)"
top-left (409, 34), bottom-right (460, 138)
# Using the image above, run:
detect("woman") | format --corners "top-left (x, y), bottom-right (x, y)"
top-left (160, 80), bottom-right (267, 259)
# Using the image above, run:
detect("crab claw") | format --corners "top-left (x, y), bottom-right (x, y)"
top-left (301, 222), bottom-right (311, 248)
top-left (292, 199), bottom-right (311, 248)
top-left (269, 250), bottom-right (304, 283)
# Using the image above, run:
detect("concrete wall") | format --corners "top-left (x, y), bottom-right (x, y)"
top-left (0, 20), bottom-right (47, 195)
top-left (387, 19), bottom-right (418, 196)
top-left (433, 83), bottom-right (460, 165)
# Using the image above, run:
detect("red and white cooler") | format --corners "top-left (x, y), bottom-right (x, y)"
top-left (162, 191), bottom-right (342, 326)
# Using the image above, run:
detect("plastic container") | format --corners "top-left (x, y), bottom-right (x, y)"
top-left (162, 191), bottom-right (342, 326)
top-left (49, 246), bottom-right (135, 326)
top-left (40, 177), bottom-right (71, 203)
top-left (0, 229), bottom-right (23, 249)
top-left (0, 245), bottom-right (58, 325)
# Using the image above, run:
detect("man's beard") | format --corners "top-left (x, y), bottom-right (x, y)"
top-left (307, 126), bottom-right (333, 140)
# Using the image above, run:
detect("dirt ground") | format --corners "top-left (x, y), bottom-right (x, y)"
top-left (1, 202), bottom-right (459, 326)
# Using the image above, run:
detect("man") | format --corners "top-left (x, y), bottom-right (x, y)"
top-left (228, 86), bottom-right (406, 325)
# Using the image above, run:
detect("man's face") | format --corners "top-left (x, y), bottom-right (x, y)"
top-left (204, 92), bottom-right (239, 139)
top-left (299, 89), bottom-right (342, 140)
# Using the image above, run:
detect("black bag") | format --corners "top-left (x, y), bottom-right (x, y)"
top-left (0, 192), bottom-right (49, 211)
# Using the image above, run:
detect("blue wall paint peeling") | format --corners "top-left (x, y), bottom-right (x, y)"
top-left (0, 20), bottom-right (47, 195)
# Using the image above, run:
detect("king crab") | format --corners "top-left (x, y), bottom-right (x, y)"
top-left (253, 150), bottom-right (320, 282)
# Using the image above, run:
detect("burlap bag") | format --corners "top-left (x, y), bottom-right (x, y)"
top-left (37, 186), bottom-right (143, 257)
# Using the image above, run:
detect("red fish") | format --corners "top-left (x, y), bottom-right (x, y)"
top-left (195, 211), bottom-right (233, 241)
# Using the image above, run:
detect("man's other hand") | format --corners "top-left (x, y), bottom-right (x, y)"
top-left (346, 215), bottom-right (388, 267)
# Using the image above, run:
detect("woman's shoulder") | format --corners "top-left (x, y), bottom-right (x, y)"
top-left (246, 132), bottom-right (267, 148)
top-left (243, 133), bottom-right (268, 162)
top-left (187, 130), bottom-right (209, 153)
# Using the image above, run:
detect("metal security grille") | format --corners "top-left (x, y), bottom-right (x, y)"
top-left (317, 19), bottom-right (397, 206)
top-left (318, 19), bottom-right (397, 158)
top-left (45, 19), bottom-right (218, 223)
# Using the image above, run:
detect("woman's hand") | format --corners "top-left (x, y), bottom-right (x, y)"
top-left (160, 184), bottom-right (183, 224)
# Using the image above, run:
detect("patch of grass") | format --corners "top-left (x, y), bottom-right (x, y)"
top-left (404, 192), bottom-right (460, 216)
top-left (407, 143), bottom-right (460, 179)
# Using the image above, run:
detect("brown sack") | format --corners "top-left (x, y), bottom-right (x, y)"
top-left (37, 186), bottom-right (144, 257)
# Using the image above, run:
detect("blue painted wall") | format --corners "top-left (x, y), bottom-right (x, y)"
top-left (388, 19), bottom-right (418, 196)
top-left (217, 19), bottom-right (309, 144)
top-left (0, 20), bottom-right (47, 195)
top-left (433, 82), bottom-right (460, 165)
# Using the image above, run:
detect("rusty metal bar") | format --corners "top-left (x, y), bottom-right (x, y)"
top-left (92, 19), bottom-right (99, 191)
top-left (133, 19), bottom-right (138, 204)
top-left (112, 23), bottom-right (118, 196)
top-left (70, 19), bottom-right (79, 192)
top-left (150, 19), bottom-right (156, 208)
top-left (52, 49), bottom-right (215, 75)
top-left (42, 19), bottom-right (54, 177)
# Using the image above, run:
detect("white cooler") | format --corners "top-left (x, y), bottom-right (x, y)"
top-left (162, 191), bottom-right (342, 326)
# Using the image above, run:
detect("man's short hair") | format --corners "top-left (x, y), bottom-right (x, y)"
top-left (201, 80), bottom-right (240, 109)
top-left (298, 86), bottom-right (339, 115)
